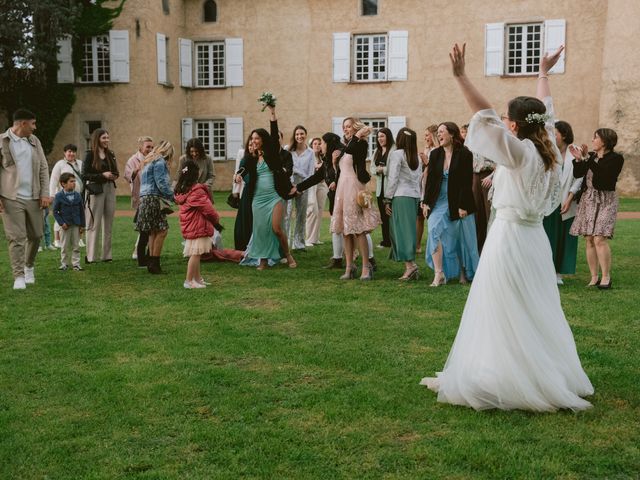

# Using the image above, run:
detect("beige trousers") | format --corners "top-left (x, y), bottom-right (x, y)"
top-left (85, 182), bottom-right (116, 262)
top-left (306, 182), bottom-right (329, 244)
top-left (1, 197), bottom-right (43, 278)
top-left (60, 225), bottom-right (81, 268)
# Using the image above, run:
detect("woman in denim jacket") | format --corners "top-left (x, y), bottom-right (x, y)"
top-left (136, 140), bottom-right (175, 273)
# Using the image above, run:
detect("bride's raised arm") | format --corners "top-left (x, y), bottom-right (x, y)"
top-left (450, 43), bottom-right (492, 114)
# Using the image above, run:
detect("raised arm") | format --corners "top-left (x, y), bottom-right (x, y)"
top-left (536, 46), bottom-right (564, 101)
top-left (450, 43), bottom-right (492, 114)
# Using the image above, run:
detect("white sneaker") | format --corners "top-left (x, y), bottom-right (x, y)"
top-left (53, 241), bottom-right (61, 248)
top-left (47, 244), bottom-right (57, 251)
top-left (184, 280), bottom-right (206, 289)
top-left (13, 276), bottom-right (26, 290)
top-left (38, 246), bottom-right (43, 252)
top-left (79, 239), bottom-right (85, 247)
top-left (197, 278), bottom-right (211, 286)
top-left (556, 275), bottom-right (564, 285)
top-left (24, 266), bottom-right (35, 284)
top-left (132, 252), bottom-right (138, 260)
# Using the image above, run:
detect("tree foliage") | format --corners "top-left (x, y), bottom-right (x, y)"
top-left (0, 0), bottom-right (125, 153)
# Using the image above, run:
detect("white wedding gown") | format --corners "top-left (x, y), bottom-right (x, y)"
top-left (420, 97), bottom-right (594, 411)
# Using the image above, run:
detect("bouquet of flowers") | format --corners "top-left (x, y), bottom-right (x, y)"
top-left (258, 91), bottom-right (277, 112)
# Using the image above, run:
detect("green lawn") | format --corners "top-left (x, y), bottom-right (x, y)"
top-left (1, 214), bottom-right (639, 479)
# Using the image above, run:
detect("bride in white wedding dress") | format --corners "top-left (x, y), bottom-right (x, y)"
top-left (420, 43), bottom-right (594, 411)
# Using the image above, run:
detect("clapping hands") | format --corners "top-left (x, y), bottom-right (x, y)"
top-left (569, 143), bottom-right (589, 160)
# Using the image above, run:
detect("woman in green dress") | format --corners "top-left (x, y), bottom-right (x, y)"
top-left (237, 106), bottom-right (328, 270)
top-left (385, 128), bottom-right (423, 280)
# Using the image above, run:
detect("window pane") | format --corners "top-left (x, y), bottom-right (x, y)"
top-left (353, 34), bottom-right (387, 82)
top-left (96, 35), bottom-right (110, 82)
top-left (81, 38), bottom-right (93, 82)
top-left (362, 118), bottom-right (386, 159)
top-left (211, 120), bottom-right (226, 159)
top-left (196, 121), bottom-right (211, 155)
top-left (362, 0), bottom-right (378, 15)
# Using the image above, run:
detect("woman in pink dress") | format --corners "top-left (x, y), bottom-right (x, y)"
top-left (330, 117), bottom-right (381, 280)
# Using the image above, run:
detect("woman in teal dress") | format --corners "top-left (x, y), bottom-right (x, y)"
top-left (237, 105), bottom-right (325, 270)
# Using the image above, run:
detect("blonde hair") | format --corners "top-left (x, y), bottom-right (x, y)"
top-left (143, 140), bottom-right (174, 165)
top-left (426, 124), bottom-right (440, 147)
top-left (137, 136), bottom-right (154, 147)
top-left (343, 116), bottom-right (366, 132)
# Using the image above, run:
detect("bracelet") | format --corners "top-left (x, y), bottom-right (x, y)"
top-left (538, 74), bottom-right (549, 79)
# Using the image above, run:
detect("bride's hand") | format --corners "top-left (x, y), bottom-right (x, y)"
top-left (449, 43), bottom-right (466, 77)
top-left (540, 45), bottom-right (564, 75)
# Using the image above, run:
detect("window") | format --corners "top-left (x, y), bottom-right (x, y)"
top-left (81, 35), bottom-right (110, 83)
top-left (84, 120), bottom-right (102, 150)
top-left (196, 41), bottom-right (225, 87)
top-left (506, 23), bottom-right (541, 75)
top-left (362, 0), bottom-right (378, 16)
top-left (162, 0), bottom-right (170, 14)
top-left (204, 0), bottom-right (217, 22)
top-left (195, 120), bottom-right (226, 160)
top-left (361, 118), bottom-right (386, 159)
top-left (484, 20), bottom-right (565, 76)
top-left (353, 34), bottom-right (387, 82)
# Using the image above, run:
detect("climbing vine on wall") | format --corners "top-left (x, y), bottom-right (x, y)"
top-left (0, 0), bottom-right (126, 154)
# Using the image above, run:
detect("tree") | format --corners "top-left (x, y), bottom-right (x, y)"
top-left (0, 0), bottom-right (125, 153)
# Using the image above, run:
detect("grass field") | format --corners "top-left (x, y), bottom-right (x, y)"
top-left (0, 205), bottom-right (639, 479)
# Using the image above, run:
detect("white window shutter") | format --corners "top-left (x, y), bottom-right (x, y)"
top-left (56, 35), bottom-right (74, 83)
top-left (387, 116), bottom-right (406, 139)
top-left (225, 38), bottom-right (243, 87)
top-left (109, 30), bottom-right (130, 82)
top-left (225, 117), bottom-right (243, 160)
top-left (388, 31), bottom-right (408, 81)
top-left (485, 23), bottom-right (505, 76)
top-left (179, 38), bottom-right (193, 88)
top-left (544, 19), bottom-right (566, 74)
top-left (332, 117), bottom-right (345, 137)
top-left (333, 33), bottom-right (350, 83)
top-left (182, 118), bottom-right (193, 153)
top-left (156, 33), bottom-right (167, 84)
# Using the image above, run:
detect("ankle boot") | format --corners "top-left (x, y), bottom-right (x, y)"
top-left (323, 257), bottom-right (343, 269)
top-left (147, 256), bottom-right (162, 274)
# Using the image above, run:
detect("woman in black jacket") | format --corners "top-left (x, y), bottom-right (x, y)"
top-left (82, 128), bottom-right (119, 263)
top-left (422, 122), bottom-right (478, 286)
top-left (569, 128), bottom-right (624, 289)
top-left (329, 117), bottom-right (380, 280)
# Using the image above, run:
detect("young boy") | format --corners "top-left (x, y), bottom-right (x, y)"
top-left (52, 172), bottom-right (85, 271)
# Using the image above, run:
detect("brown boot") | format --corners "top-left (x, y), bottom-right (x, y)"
top-left (323, 257), bottom-right (343, 269)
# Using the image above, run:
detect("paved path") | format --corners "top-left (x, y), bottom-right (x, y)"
top-left (115, 210), bottom-right (640, 219)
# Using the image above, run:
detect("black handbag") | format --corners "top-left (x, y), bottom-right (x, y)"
top-left (85, 182), bottom-right (103, 195)
top-left (159, 197), bottom-right (174, 215)
top-left (227, 193), bottom-right (240, 209)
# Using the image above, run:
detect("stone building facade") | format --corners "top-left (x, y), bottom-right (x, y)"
top-left (51, 0), bottom-right (639, 195)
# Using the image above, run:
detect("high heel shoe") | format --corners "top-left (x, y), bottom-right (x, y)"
top-left (340, 265), bottom-right (356, 280)
top-left (597, 278), bottom-right (612, 290)
top-left (587, 277), bottom-right (600, 287)
top-left (430, 270), bottom-right (446, 287)
top-left (400, 267), bottom-right (419, 281)
top-left (360, 264), bottom-right (373, 281)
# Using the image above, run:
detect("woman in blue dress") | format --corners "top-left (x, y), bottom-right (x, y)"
top-left (422, 122), bottom-right (479, 286)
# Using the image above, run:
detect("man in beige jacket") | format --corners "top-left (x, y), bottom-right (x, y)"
top-left (0, 109), bottom-right (51, 289)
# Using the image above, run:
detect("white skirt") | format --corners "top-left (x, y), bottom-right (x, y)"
top-left (183, 237), bottom-right (212, 257)
top-left (421, 215), bottom-right (594, 411)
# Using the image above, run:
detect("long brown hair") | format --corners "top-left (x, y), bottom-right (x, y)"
top-left (395, 127), bottom-right (419, 170)
top-left (373, 127), bottom-right (394, 165)
top-left (90, 128), bottom-right (116, 170)
top-left (439, 122), bottom-right (465, 149)
top-left (508, 96), bottom-right (557, 171)
top-left (289, 125), bottom-right (308, 153)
